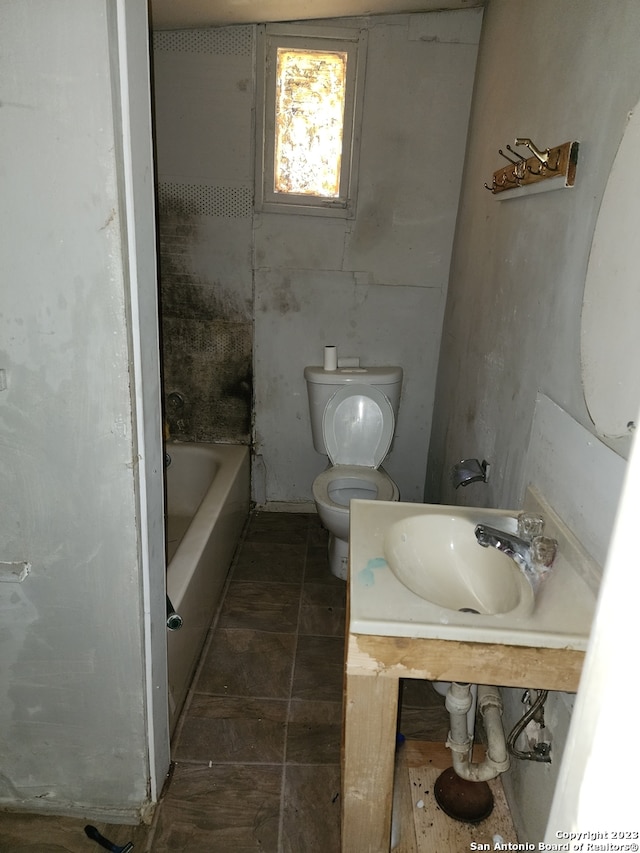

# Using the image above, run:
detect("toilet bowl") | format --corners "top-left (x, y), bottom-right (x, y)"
top-left (305, 366), bottom-right (403, 580)
top-left (313, 465), bottom-right (399, 578)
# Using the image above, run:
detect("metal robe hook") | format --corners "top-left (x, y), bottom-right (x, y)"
top-left (499, 148), bottom-right (519, 165)
top-left (545, 149), bottom-right (562, 172)
top-left (514, 137), bottom-right (550, 165)
top-left (485, 138), bottom-right (577, 196)
top-left (496, 171), bottom-right (519, 188)
top-left (506, 144), bottom-right (527, 161)
top-left (498, 147), bottom-right (528, 183)
top-left (508, 150), bottom-right (528, 180)
top-left (527, 160), bottom-right (546, 176)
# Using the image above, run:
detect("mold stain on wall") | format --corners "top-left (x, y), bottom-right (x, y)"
top-left (158, 201), bottom-right (252, 443)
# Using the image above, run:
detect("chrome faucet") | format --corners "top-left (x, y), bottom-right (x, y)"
top-left (474, 522), bottom-right (558, 576)
top-left (451, 458), bottom-right (489, 488)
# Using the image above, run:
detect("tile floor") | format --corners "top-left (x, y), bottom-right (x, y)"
top-left (0, 511), bottom-right (451, 853)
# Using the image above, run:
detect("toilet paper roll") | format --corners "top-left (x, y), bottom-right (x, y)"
top-left (324, 345), bottom-right (338, 371)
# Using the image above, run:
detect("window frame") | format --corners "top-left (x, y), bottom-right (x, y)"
top-left (255, 23), bottom-right (367, 219)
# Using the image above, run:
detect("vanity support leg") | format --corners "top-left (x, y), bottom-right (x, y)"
top-left (342, 672), bottom-right (399, 852)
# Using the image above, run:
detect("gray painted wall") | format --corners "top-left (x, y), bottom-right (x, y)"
top-left (427, 0), bottom-right (640, 839)
top-left (0, 0), bottom-right (165, 821)
top-left (152, 11), bottom-right (482, 503)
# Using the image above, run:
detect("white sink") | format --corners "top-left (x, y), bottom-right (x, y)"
top-left (384, 513), bottom-right (534, 617)
top-left (349, 492), bottom-right (599, 650)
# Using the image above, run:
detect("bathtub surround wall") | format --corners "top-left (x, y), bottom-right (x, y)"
top-left (159, 209), bottom-right (254, 443)
top-left (154, 27), bottom-right (255, 444)
top-left (152, 10), bottom-right (483, 502)
top-left (0, 1), bottom-right (167, 820)
top-left (427, 0), bottom-right (640, 840)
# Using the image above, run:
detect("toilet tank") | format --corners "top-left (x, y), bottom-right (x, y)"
top-left (304, 365), bottom-right (403, 455)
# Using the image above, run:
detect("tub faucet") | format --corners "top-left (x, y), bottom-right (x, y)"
top-left (474, 524), bottom-right (557, 575)
top-left (451, 459), bottom-right (489, 488)
top-left (166, 595), bottom-right (183, 631)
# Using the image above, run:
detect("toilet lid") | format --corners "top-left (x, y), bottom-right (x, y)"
top-left (322, 384), bottom-right (395, 468)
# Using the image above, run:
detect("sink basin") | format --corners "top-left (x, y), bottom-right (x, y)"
top-left (383, 514), bottom-right (534, 616)
top-left (348, 496), bottom-right (598, 650)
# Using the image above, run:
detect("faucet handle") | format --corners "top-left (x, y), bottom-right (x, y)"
top-left (531, 535), bottom-right (558, 569)
top-left (517, 512), bottom-right (545, 541)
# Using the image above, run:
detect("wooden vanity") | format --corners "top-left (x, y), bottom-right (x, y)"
top-left (342, 495), bottom-right (598, 851)
top-left (341, 629), bottom-right (585, 852)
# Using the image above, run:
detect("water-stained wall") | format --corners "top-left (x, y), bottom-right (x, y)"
top-left (152, 12), bottom-right (482, 501)
top-left (157, 201), bottom-right (253, 442)
top-left (153, 28), bottom-right (254, 443)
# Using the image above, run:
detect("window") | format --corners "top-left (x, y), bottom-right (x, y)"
top-left (256, 24), bottom-right (367, 218)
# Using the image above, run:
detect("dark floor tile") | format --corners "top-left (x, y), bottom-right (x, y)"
top-left (298, 603), bottom-right (346, 638)
top-left (299, 582), bottom-right (346, 637)
top-left (219, 581), bottom-right (301, 633)
top-left (196, 628), bottom-right (296, 699)
top-left (152, 763), bottom-right (281, 852)
top-left (281, 764), bottom-right (341, 853)
top-left (303, 581), bottom-right (346, 608)
top-left (286, 699), bottom-right (342, 764)
top-left (232, 542), bottom-right (306, 584)
top-left (291, 635), bottom-right (345, 702)
top-left (245, 511), bottom-right (311, 544)
top-left (174, 694), bottom-right (288, 764)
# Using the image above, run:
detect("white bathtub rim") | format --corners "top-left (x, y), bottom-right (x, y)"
top-left (165, 442), bottom-right (250, 731)
top-left (165, 443), bottom-right (249, 610)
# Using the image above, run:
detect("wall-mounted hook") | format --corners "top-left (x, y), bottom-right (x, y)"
top-left (527, 160), bottom-right (546, 176)
top-left (515, 138), bottom-right (561, 172)
top-left (506, 144), bottom-right (527, 161)
top-left (507, 145), bottom-right (528, 179)
top-left (514, 137), bottom-right (550, 165)
top-left (496, 171), bottom-right (519, 188)
top-left (484, 139), bottom-right (578, 197)
top-left (499, 148), bottom-right (519, 165)
top-left (545, 149), bottom-right (562, 172)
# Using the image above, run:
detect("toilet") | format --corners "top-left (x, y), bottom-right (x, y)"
top-left (304, 364), bottom-right (403, 579)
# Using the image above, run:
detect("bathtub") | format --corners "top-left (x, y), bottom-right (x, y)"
top-left (165, 441), bottom-right (250, 731)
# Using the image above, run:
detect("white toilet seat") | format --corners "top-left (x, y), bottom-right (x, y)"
top-left (323, 384), bottom-right (395, 468)
top-left (312, 464), bottom-right (397, 510)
